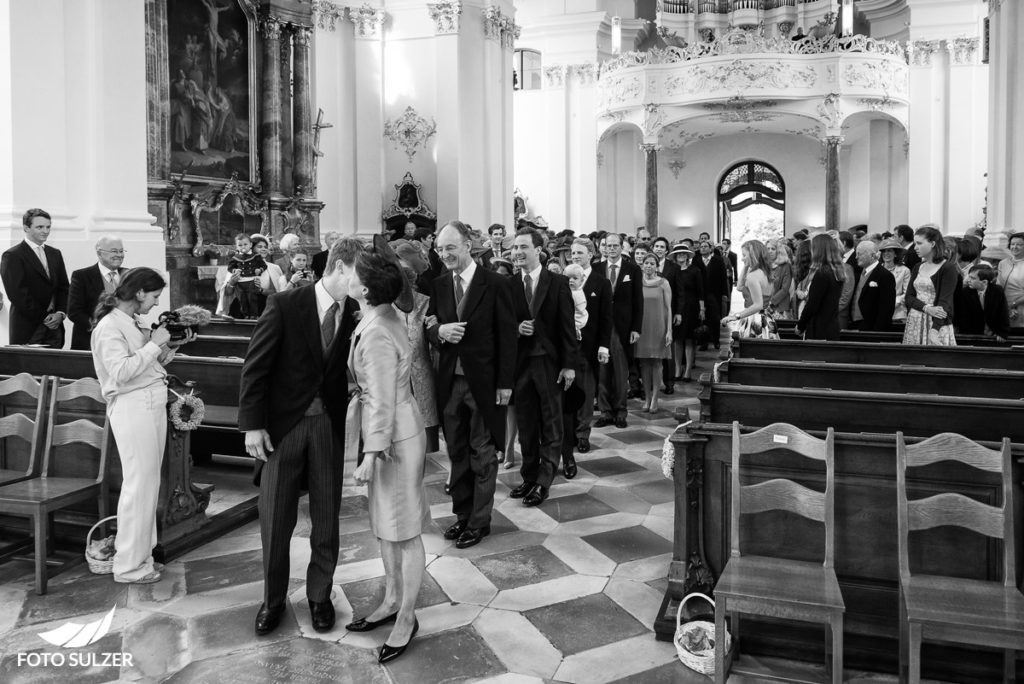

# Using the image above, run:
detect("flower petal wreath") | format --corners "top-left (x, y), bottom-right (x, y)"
top-left (168, 388), bottom-right (205, 431)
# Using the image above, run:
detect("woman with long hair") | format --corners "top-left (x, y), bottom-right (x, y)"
top-left (903, 224), bottom-right (959, 346)
top-left (795, 235), bottom-right (845, 340)
top-left (768, 239), bottom-right (795, 317)
top-left (636, 254), bottom-right (673, 411)
top-left (91, 267), bottom-right (194, 584)
top-left (346, 250), bottom-right (429, 664)
top-left (722, 240), bottom-right (776, 338)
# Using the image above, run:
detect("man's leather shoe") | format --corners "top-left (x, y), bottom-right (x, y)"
top-left (254, 603), bottom-right (284, 636)
top-left (455, 526), bottom-right (490, 549)
top-left (309, 600), bottom-right (335, 633)
top-left (345, 611), bottom-right (398, 632)
top-left (562, 455), bottom-right (578, 480)
top-left (523, 485), bottom-right (549, 507)
top-left (509, 481), bottom-right (533, 499)
top-left (662, 386), bottom-right (674, 395)
top-left (379, 618), bottom-right (419, 664)
top-left (593, 417), bottom-right (613, 428)
top-left (443, 520), bottom-right (467, 540)
top-left (614, 418), bottom-right (628, 429)
top-left (577, 437), bottom-right (590, 453)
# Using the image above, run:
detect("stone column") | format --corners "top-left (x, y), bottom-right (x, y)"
top-left (641, 143), bottom-right (660, 236)
top-left (259, 15), bottom-right (283, 198)
top-left (825, 136), bottom-right (843, 232)
top-left (279, 25), bottom-right (293, 197)
top-left (144, 0), bottom-right (170, 182)
top-left (987, 0), bottom-right (1024, 243)
top-left (292, 26), bottom-right (313, 197)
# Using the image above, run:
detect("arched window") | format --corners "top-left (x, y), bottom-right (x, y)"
top-left (513, 49), bottom-right (542, 91)
top-left (717, 160), bottom-right (785, 245)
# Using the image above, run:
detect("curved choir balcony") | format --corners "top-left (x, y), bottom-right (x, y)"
top-left (595, 30), bottom-right (910, 141)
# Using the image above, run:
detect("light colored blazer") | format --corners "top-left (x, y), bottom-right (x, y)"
top-left (348, 304), bottom-right (423, 455)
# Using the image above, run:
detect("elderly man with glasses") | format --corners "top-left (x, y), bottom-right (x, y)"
top-left (67, 235), bottom-right (127, 350)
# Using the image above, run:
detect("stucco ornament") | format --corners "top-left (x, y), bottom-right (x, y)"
top-left (946, 37), bottom-right (979, 65)
top-left (908, 39), bottom-right (942, 67)
top-left (817, 93), bottom-right (844, 129)
top-left (384, 106), bottom-right (437, 162)
top-left (667, 158), bottom-right (687, 179)
top-left (544, 65), bottom-right (567, 89)
top-left (427, 1), bottom-right (462, 35)
top-left (350, 4), bottom-right (385, 38)
top-left (678, 60), bottom-right (817, 95)
top-left (844, 61), bottom-right (907, 97)
top-left (312, 1), bottom-right (344, 31)
top-left (643, 104), bottom-right (665, 137)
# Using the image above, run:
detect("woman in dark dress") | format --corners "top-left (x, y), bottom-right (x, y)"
top-left (671, 247), bottom-right (705, 382)
top-left (796, 234), bottom-right (845, 340)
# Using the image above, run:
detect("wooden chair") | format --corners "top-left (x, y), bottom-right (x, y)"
top-left (896, 432), bottom-right (1023, 683)
top-left (0, 377), bottom-right (110, 594)
top-left (0, 373), bottom-right (49, 485)
top-left (714, 422), bottom-right (844, 684)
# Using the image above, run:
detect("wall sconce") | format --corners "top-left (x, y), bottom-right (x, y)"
top-left (611, 16), bottom-right (622, 55)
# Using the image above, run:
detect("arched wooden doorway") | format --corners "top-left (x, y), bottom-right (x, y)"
top-left (717, 160), bottom-right (785, 246)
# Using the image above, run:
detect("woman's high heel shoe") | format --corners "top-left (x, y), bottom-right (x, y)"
top-left (345, 612), bottom-right (397, 632)
top-left (378, 618), bottom-right (419, 664)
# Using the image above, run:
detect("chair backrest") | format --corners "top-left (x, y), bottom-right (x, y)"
top-left (731, 421), bottom-right (836, 568)
top-left (0, 373), bottom-right (50, 476)
top-left (41, 378), bottom-right (109, 483)
top-left (896, 432), bottom-right (1015, 588)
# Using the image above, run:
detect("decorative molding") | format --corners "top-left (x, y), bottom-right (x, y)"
top-left (544, 65), bottom-right (567, 89)
top-left (908, 39), bottom-right (942, 66)
top-left (483, 6), bottom-right (503, 41)
top-left (843, 60), bottom-right (907, 96)
top-left (857, 95), bottom-right (894, 111)
top-left (567, 63), bottom-right (598, 86)
top-left (259, 15), bottom-right (283, 41)
top-left (502, 19), bottom-right (521, 50)
top-left (383, 106), bottom-right (437, 162)
top-left (383, 171), bottom-right (436, 221)
top-left (662, 61), bottom-right (817, 97)
top-left (428, 1), bottom-right (462, 35)
top-left (667, 158), bottom-right (687, 179)
top-left (312, 1), bottom-right (345, 31)
top-left (817, 93), bottom-right (844, 129)
top-left (643, 103), bottom-right (665, 137)
top-left (946, 36), bottom-right (980, 65)
top-left (350, 4), bottom-right (386, 38)
top-left (778, 21), bottom-right (793, 37)
top-left (596, 152), bottom-right (604, 168)
top-left (292, 25), bottom-right (312, 48)
top-left (639, 142), bottom-right (662, 153)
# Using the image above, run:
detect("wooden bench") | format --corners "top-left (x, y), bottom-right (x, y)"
top-left (655, 421), bottom-right (1024, 681)
top-left (733, 338), bottom-right (1024, 371)
top-left (204, 318), bottom-right (257, 338)
top-left (715, 358), bottom-right (1024, 400)
top-left (178, 335), bottom-right (249, 359)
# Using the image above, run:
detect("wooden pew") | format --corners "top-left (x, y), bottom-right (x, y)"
top-left (716, 358), bottom-right (1024, 400)
top-left (654, 421), bottom-right (1024, 681)
top-left (178, 335), bottom-right (249, 359)
top-left (733, 337), bottom-right (1024, 371)
top-left (204, 318), bottom-right (258, 338)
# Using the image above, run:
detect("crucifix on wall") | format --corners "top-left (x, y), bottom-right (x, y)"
top-left (312, 108), bottom-right (333, 195)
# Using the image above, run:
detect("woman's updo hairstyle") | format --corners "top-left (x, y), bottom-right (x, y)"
top-left (355, 252), bottom-right (404, 306)
top-left (92, 267), bottom-right (167, 325)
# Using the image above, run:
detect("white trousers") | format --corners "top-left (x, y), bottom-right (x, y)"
top-left (109, 384), bottom-right (167, 579)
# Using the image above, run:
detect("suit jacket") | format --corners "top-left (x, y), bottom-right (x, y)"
top-left (592, 259), bottom-right (644, 348)
top-left (955, 283), bottom-right (1011, 338)
top-left (68, 264), bottom-right (127, 350)
top-left (798, 268), bottom-right (843, 341)
top-left (427, 267), bottom-right (516, 447)
top-left (578, 269), bottom-right (613, 367)
top-left (0, 241), bottom-right (70, 345)
top-left (845, 250), bottom-right (863, 286)
top-left (238, 286), bottom-right (359, 483)
top-left (855, 265), bottom-right (896, 331)
top-left (725, 251), bottom-right (738, 286)
top-left (510, 269), bottom-right (578, 371)
top-left (310, 250), bottom-right (328, 280)
top-left (701, 253), bottom-right (729, 299)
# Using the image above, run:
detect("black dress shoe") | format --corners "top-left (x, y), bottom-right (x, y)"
top-left (254, 603), bottom-right (284, 636)
top-left (345, 611), bottom-right (398, 632)
top-left (662, 386), bottom-right (674, 395)
top-left (309, 600), bottom-right (335, 633)
top-left (593, 417), bottom-right (613, 428)
top-left (614, 418), bottom-right (628, 429)
top-left (576, 437), bottom-right (590, 453)
top-left (455, 526), bottom-right (490, 549)
top-left (523, 484), bottom-right (549, 507)
top-left (509, 481), bottom-right (534, 499)
top-left (443, 520), bottom-right (468, 540)
top-left (379, 618), bottom-right (419, 664)
top-left (562, 455), bottom-right (578, 479)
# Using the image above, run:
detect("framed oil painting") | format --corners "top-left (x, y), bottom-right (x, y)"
top-left (167, 0), bottom-right (258, 184)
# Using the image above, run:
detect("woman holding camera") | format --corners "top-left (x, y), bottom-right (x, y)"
top-left (346, 248), bottom-right (429, 664)
top-left (91, 267), bottom-right (194, 584)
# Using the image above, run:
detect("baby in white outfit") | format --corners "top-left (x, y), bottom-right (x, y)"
top-left (563, 263), bottom-right (589, 339)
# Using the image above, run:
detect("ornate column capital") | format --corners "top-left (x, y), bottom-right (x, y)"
top-left (639, 142), bottom-right (662, 153)
top-left (292, 25), bottom-right (312, 48)
top-left (260, 14), bottom-right (283, 41)
top-left (501, 18), bottom-right (521, 50)
top-left (312, 0), bottom-right (345, 31)
top-left (567, 63), bottom-right (597, 86)
top-left (350, 4), bottom-right (385, 38)
top-left (908, 39), bottom-right (943, 66)
top-left (483, 6), bottom-right (503, 42)
top-left (824, 135), bottom-right (845, 147)
top-left (543, 65), bottom-right (566, 89)
top-left (946, 36), bottom-right (980, 65)
top-left (428, 1), bottom-right (462, 35)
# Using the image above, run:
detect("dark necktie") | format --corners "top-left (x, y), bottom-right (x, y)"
top-left (454, 275), bottom-right (465, 318)
top-left (524, 273), bottom-right (533, 311)
top-left (609, 263), bottom-right (618, 292)
top-left (321, 302), bottom-right (340, 354)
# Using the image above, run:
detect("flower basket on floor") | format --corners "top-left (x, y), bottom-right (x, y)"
top-left (674, 592), bottom-right (731, 676)
top-left (85, 516), bottom-right (118, 575)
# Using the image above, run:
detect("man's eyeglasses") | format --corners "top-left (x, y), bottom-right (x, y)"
top-left (98, 249), bottom-right (126, 255)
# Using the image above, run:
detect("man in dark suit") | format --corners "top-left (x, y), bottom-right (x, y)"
top-left (593, 232), bottom-right (643, 429)
top-left (1, 208), bottom-right (69, 347)
top-left (697, 238), bottom-right (729, 349)
top-left (567, 237), bottom-right (612, 458)
top-left (651, 237), bottom-right (680, 391)
top-left (850, 241), bottom-right (896, 331)
top-left (895, 224), bottom-right (920, 270)
top-left (310, 231), bottom-right (340, 280)
top-left (239, 237), bottom-right (362, 637)
top-left (508, 228), bottom-right (577, 507)
top-left (427, 220), bottom-right (515, 549)
top-left (476, 223), bottom-right (506, 271)
top-left (957, 264), bottom-right (1011, 339)
top-left (67, 236), bottom-right (127, 350)
top-left (720, 238), bottom-right (738, 314)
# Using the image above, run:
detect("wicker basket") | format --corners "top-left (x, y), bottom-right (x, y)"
top-left (674, 592), bottom-right (732, 676)
top-left (85, 516), bottom-right (118, 575)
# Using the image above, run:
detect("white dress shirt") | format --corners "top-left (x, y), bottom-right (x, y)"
top-left (522, 264), bottom-right (543, 302)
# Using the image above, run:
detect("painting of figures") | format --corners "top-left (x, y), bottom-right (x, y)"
top-left (167, 0), bottom-right (254, 182)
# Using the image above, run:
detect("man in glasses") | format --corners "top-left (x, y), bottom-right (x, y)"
top-left (67, 236), bottom-right (127, 350)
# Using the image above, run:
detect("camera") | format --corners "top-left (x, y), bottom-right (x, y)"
top-left (154, 311), bottom-right (193, 341)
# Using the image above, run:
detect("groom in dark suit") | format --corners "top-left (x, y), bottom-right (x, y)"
top-left (67, 236), bottom-right (128, 350)
top-left (1, 208), bottom-right (69, 347)
top-left (427, 220), bottom-right (516, 550)
top-left (239, 237), bottom-right (362, 636)
top-left (851, 240), bottom-right (896, 331)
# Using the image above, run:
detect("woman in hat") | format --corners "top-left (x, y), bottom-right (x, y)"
top-left (669, 244), bottom-right (705, 382)
top-left (878, 237), bottom-right (911, 323)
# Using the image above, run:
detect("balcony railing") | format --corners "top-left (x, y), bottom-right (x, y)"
top-left (663, 0), bottom-right (693, 13)
top-left (765, 0), bottom-right (798, 7)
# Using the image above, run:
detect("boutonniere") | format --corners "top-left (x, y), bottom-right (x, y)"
top-left (868, 281), bottom-right (878, 288)
top-left (622, 275), bottom-right (632, 283)
top-left (589, 292), bottom-right (596, 297)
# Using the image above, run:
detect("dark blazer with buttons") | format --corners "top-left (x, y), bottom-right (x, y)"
top-left (1, 241), bottom-right (70, 345)
top-left (578, 269), bottom-right (613, 367)
top-left (68, 264), bottom-right (127, 350)
top-left (855, 264), bottom-right (897, 331)
top-left (510, 269), bottom-right (578, 371)
top-left (592, 259), bottom-right (644, 350)
top-left (955, 283), bottom-right (1011, 338)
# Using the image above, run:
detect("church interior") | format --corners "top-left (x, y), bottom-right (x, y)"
top-left (1, 0), bottom-right (1023, 681)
